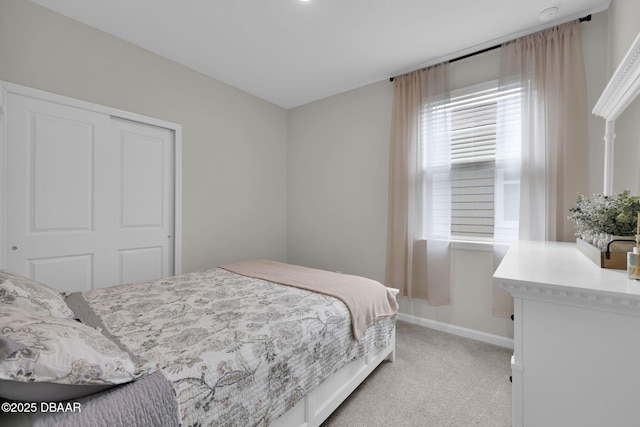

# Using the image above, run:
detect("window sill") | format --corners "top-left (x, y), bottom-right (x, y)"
top-left (450, 239), bottom-right (494, 252)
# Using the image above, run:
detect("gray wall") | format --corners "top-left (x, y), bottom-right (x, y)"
top-left (287, 81), bottom-right (392, 279)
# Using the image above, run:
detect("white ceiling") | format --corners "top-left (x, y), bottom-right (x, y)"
top-left (32, 0), bottom-right (610, 109)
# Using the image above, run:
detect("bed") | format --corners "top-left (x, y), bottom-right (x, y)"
top-left (0, 260), bottom-right (398, 426)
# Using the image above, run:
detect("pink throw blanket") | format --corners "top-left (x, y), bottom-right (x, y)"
top-left (220, 260), bottom-right (398, 340)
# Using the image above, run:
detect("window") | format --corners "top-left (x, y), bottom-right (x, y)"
top-left (421, 80), bottom-right (521, 242)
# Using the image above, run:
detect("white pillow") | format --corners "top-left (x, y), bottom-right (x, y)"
top-left (0, 269), bottom-right (75, 319)
top-left (0, 305), bottom-right (152, 402)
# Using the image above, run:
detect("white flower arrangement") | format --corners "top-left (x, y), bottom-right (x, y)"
top-left (568, 191), bottom-right (640, 249)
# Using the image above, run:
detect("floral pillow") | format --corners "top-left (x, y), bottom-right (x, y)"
top-left (0, 305), bottom-right (153, 402)
top-left (0, 269), bottom-right (75, 319)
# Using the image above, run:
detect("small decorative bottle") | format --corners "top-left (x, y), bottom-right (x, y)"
top-left (628, 247), bottom-right (640, 280)
top-left (629, 214), bottom-right (640, 281)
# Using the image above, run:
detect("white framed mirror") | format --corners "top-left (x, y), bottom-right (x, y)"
top-left (592, 31), bottom-right (640, 194)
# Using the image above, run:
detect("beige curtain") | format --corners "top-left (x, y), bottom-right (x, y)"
top-left (385, 64), bottom-right (451, 304)
top-left (493, 20), bottom-right (589, 317)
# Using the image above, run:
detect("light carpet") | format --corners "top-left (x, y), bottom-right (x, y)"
top-left (322, 321), bottom-right (512, 427)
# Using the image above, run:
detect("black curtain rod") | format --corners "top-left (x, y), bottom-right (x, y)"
top-left (389, 14), bottom-right (592, 82)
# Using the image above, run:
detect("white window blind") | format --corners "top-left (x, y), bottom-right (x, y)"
top-left (422, 81), bottom-right (521, 241)
top-left (450, 85), bottom-right (499, 165)
top-left (451, 161), bottom-right (495, 239)
top-left (450, 84), bottom-right (499, 239)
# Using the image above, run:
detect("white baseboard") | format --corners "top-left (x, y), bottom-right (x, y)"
top-left (397, 312), bottom-right (514, 350)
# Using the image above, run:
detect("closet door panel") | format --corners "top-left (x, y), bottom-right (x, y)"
top-left (31, 113), bottom-right (94, 231)
top-left (28, 255), bottom-right (94, 293)
top-left (117, 246), bottom-right (164, 285)
top-left (111, 118), bottom-right (174, 285)
top-left (6, 94), bottom-right (112, 291)
top-left (120, 130), bottom-right (164, 227)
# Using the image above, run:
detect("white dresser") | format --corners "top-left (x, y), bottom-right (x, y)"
top-left (494, 240), bottom-right (640, 427)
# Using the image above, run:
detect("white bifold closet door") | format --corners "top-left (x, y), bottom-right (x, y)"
top-left (6, 93), bottom-right (175, 292)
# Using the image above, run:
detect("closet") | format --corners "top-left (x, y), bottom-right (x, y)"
top-left (0, 81), bottom-right (181, 292)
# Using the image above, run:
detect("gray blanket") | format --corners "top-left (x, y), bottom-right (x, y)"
top-left (4, 371), bottom-right (179, 427)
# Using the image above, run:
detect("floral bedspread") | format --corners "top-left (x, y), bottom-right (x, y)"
top-left (82, 268), bottom-right (396, 426)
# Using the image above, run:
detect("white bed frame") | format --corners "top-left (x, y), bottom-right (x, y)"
top-left (271, 288), bottom-right (399, 427)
